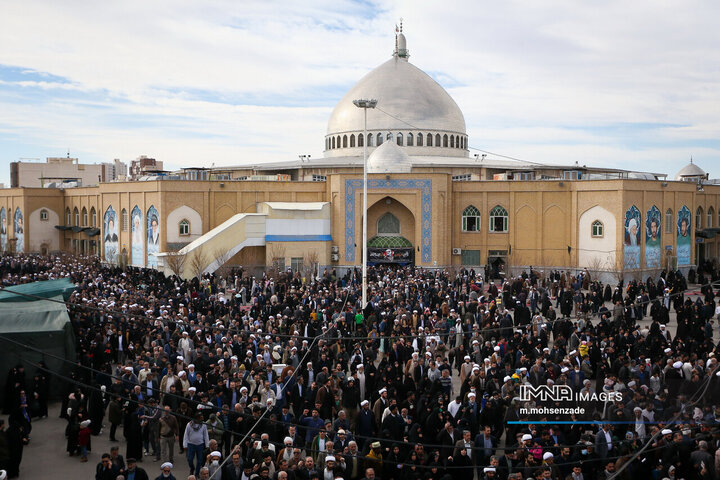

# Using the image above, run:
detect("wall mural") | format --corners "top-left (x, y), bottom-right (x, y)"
top-left (103, 206), bottom-right (118, 263)
top-left (677, 205), bottom-right (692, 266)
top-left (13, 208), bottom-right (24, 253)
top-left (146, 205), bottom-right (159, 267)
top-left (645, 205), bottom-right (661, 269)
top-left (131, 206), bottom-right (143, 267)
top-left (0, 207), bottom-right (6, 251)
top-left (623, 205), bottom-right (641, 269)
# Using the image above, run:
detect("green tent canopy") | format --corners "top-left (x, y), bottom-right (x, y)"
top-left (0, 295), bottom-right (76, 406)
top-left (0, 278), bottom-right (76, 303)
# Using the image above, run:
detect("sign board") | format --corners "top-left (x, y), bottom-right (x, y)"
top-left (368, 247), bottom-right (413, 264)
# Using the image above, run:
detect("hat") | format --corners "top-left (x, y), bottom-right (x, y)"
top-left (543, 452), bottom-right (553, 460)
top-left (521, 434), bottom-right (532, 441)
top-left (483, 467), bottom-right (496, 473)
top-left (80, 420), bottom-right (91, 428)
top-left (661, 429), bottom-right (672, 435)
top-left (357, 364), bottom-right (364, 369)
top-left (326, 456), bottom-right (336, 463)
top-left (361, 400), bottom-right (369, 407)
top-left (284, 437), bottom-right (293, 445)
top-left (127, 458), bottom-right (137, 464)
top-left (379, 388), bottom-right (387, 394)
top-left (161, 462), bottom-right (173, 469)
top-left (673, 361), bottom-right (683, 369)
top-left (338, 429), bottom-right (346, 434)
top-left (371, 442), bottom-right (381, 449)
top-left (188, 387), bottom-right (196, 392)
top-left (494, 346), bottom-right (500, 352)
top-left (664, 348), bottom-right (672, 353)
top-left (125, 366), bottom-right (133, 372)
top-left (210, 451), bottom-right (221, 458)
top-left (468, 392), bottom-right (476, 398)
top-left (504, 376), bottom-right (512, 382)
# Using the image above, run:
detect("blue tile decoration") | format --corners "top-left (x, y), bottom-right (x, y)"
top-left (345, 178), bottom-right (432, 263)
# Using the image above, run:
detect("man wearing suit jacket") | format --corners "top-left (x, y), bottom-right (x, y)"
top-left (474, 425), bottom-right (498, 467)
top-left (290, 375), bottom-right (308, 417)
top-left (594, 423), bottom-right (612, 458)
top-left (436, 421), bottom-right (460, 460)
top-left (141, 372), bottom-right (160, 401)
top-left (222, 451), bottom-right (244, 480)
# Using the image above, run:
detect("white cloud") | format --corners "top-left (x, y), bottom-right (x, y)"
top-left (0, 0), bottom-right (718, 186)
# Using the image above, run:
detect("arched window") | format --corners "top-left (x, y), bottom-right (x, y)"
top-left (407, 133), bottom-right (414, 146)
top-left (489, 205), bottom-right (508, 233)
top-left (40, 209), bottom-right (49, 221)
top-left (343, 135), bottom-right (348, 148)
top-left (90, 207), bottom-right (97, 227)
top-left (358, 133), bottom-right (364, 147)
top-left (462, 205), bottom-right (481, 232)
top-left (386, 132), bottom-right (393, 142)
top-left (367, 134), bottom-right (374, 147)
top-left (73, 207), bottom-right (79, 226)
top-left (121, 208), bottom-right (128, 231)
top-left (66, 207), bottom-right (71, 225)
top-left (417, 133), bottom-right (423, 146)
top-left (331, 137), bottom-right (336, 149)
top-left (350, 134), bottom-right (355, 147)
top-left (376, 133), bottom-right (383, 145)
top-left (179, 219), bottom-right (190, 236)
top-left (396, 133), bottom-right (403, 146)
top-left (435, 134), bottom-right (441, 146)
top-left (443, 134), bottom-right (449, 147)
top-left (377, 213), bottom-right (400, 235)
top-left (665, 209), bottom-right (673, 234)
top-left (336, 136), bottom-right (341, 148)
top-left (82, 207), bottom-right (88, 226)
top-left (592, 220), bottom-right (604, 237)
top-left (696, 206), bottom-right (703, 229)
top-left (450, 135), bottom-right (455, 148)
top-left (427, 133), bottom-right (433, 146)
top-left (708, 207), bottom-right (714, 228)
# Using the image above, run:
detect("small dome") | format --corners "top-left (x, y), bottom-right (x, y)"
top-left (367, 140), bottom-right (412, 174)
top-left (675, 160), bottom-right (706, 181)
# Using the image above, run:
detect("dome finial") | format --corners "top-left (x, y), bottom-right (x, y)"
top-left (394, 19), bottom-right (409, 60)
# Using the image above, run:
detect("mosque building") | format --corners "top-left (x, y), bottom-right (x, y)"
top-left (0, 28), bottom-right (717, 280)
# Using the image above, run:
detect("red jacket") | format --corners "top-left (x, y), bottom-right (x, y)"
top-left (78, 426), bottom-right (91, 447)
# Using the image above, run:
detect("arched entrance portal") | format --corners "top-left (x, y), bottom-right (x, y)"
top-left (366, 196), bottom-right (415, 265)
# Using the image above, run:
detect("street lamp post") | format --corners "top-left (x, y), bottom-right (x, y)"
top-left (352, 98), bottom-right (377, 309)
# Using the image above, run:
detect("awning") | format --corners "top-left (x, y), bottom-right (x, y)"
top-left (85, 228), bottom-right (101, 237)
top-left (54, 225), bottom-right (71, 231)
top-left (71, 226), bottom-right (83, 233)
top-left (696, 229), bottom-right (717, 239)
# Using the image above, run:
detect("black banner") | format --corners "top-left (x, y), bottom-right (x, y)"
top-left (368, 247), bottom-right (413, 264)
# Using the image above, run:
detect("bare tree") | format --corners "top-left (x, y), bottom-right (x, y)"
top-left (165, 250), bottom-right (187, 278)
top-left (303, 249), bottom-right (319, 282)
top-left (188, 246), bottom-right (211, 280)
top-left (213, 246), bottom-right (232, 279)
top-left (267, 243), bottom-right (286, 278)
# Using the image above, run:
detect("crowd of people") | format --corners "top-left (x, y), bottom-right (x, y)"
top-left (1, 253), bottom-right (720, 480)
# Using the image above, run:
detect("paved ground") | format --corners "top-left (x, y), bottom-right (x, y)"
top-left (14, 285), bottom-right (703, 479)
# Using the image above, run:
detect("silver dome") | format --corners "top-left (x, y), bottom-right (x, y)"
top-left (366, 140), bottom-right (412, 174)
top-left (675, 160), bottom-right (706, 181)
top-left (325, 33), bottom-right (467, 158)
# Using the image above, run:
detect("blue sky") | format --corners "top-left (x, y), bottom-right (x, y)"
top-left (0, 0), bottom-right (718, 186)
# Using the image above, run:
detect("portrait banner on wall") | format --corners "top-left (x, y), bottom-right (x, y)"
top-left (103, 206), bottom-right (118, 263)
top-left (677, 205), bottom-right (692, 266)
top-left (0, 207), bottom-right (6, 252)
top-left (14, 208), bottom-right (24, 253)
top-left (131, 206), bottom-right (143, 267)
top-left (645, 205), bottom-right (661, 269)
top-left (146, 205), bottom-right (159, 268)
top-left (623, 205), bottom-right (641, 269)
